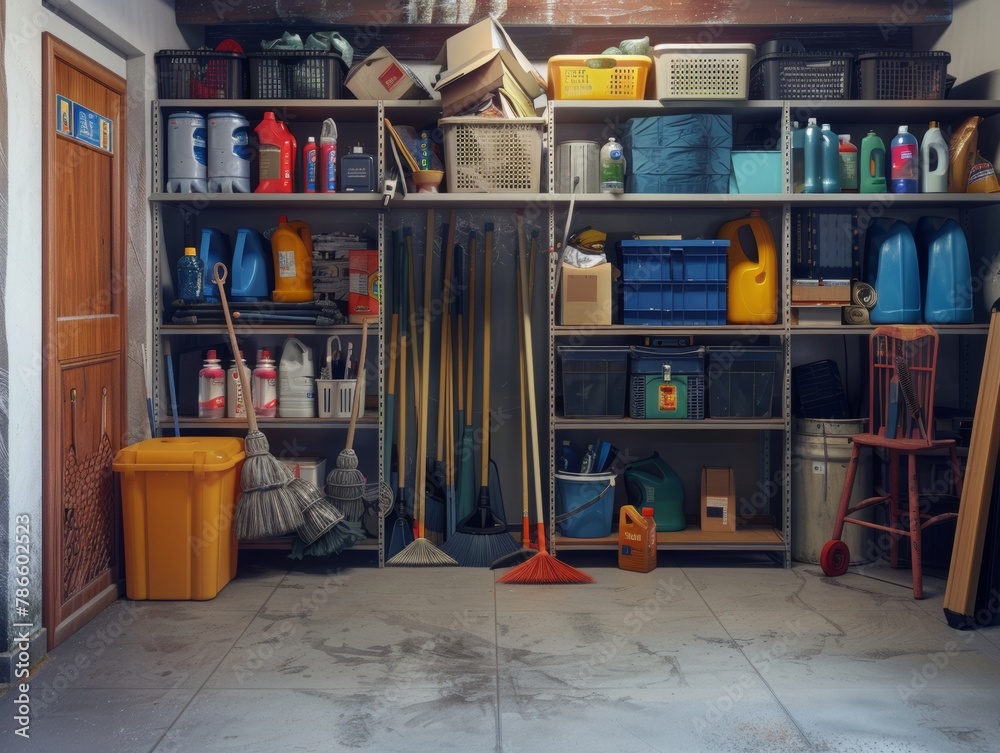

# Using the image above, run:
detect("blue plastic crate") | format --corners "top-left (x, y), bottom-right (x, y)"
top-left (620, 239), bottom-right (728, 325)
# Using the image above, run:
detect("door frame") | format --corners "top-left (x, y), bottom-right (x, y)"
top-left (41, 32), bottom-right (128, 648)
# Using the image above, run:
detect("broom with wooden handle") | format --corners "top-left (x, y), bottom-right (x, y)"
top-left (498, 214), bottom-right (594, 584)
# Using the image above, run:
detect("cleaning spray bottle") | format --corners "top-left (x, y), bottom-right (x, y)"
top-left (302, 137), bottom-right (317, 193)
top-left (320, 118), bottom-right (338, 193)
top-left (860, 130), bottom-right (887, 193)
top-left (270, 216), bottom-right (314, 302)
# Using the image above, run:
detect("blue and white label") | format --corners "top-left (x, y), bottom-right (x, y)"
top-left (56, 94), bottom-right (113, 154)
top-left (232, 127), bottom-right (250, 160)
top-left (193, 127), bottom-right (207, 166)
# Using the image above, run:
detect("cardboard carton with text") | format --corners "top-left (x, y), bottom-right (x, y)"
top-left (701, 467), bottom-right (736, 533)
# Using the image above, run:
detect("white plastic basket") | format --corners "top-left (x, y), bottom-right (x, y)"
top-left (653, 44), bottom-right (756, 100)
top-left (440, 116), bottom-right (545, 193)
top-left (317, 379), bottom-right (363, 419)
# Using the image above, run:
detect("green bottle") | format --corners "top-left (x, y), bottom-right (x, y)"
top-left (860, 130), bottom-right (887, 193)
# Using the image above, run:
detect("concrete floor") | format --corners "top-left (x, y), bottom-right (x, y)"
top-left (3, 549), bottom-right (1000, 752)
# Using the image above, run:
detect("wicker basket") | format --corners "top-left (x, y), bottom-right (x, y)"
top-left (440, 117), bottom-right (544, 193)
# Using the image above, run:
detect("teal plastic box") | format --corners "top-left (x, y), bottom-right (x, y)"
top-left (729, 150), bottom-right (782, 194)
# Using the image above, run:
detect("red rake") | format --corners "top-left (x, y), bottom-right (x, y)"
top-left (498, 213), bottom-right (593, 585)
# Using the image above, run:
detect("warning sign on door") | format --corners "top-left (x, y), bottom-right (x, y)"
top-left (56, 94), bottom-right (113, 154)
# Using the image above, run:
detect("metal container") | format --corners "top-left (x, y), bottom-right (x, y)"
top-left (206, 111), bottom-right (251, 192)
top-left (791, 418), bottom-right (875, 565)
top-left (556, 140), bottom-right (600, 193)
top-left (165, 111), bottom-right (207, 193)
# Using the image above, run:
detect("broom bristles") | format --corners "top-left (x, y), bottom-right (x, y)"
top-left (331, 497), bottom-right (365, 523)
top-left (235, 483), bottom-right (305, 540)
top-left (497, 550), bottom-right (595, 584)
top-left (289, 519), bottom-right (367, 559)
top-left (296, 494), bottom-right (345, 545)
top-left (386, 537), bottom-right (457, 566)
top-left (442, 530), bottom-right (520, 567)
top-left (242, 431), bottom-right (295, 489)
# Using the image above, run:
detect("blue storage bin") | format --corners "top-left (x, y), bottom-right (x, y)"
top-left (620, 239), bottom-right (728, 325)
top-left (729, 151), bottom-right (783, 194)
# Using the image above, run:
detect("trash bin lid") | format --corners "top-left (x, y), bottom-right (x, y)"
top-left (112, 436), bottom-right (245, 472)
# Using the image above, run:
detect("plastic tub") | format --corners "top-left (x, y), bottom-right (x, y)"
top-left (555, 471), bottom-right (616, 538)
top-left (112, 437), bottom-right (245, 600)
top-left (558, 346), bottom-right (629, 419)
top-left (653, 43), bottom-right (755, 100)
top-left (706, 346), bottom-right (782, 418)
top-left (547, 55), bottom-right (651, 100)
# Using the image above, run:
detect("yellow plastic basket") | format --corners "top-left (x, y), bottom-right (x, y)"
top-left (547, 55), bottom-right (652, 100)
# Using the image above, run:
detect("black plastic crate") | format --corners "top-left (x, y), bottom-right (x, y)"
top-left (248, 51), bottom-right (344, 99)
top-left (792, 359), bottom-right (848, 419)
top-left (855, 51), bottom-right (950, 100)
top-left (749, 39), bottom-right (853, 100)
top-left (156, 50), bottom-right (247, 99)
top-left (558, 346), bottom-right (629, 419)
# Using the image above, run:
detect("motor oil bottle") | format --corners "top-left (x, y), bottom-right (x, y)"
top-left (717, 210), bottom-right (777, 325)
top-left (303, 137), bottom-right (317, 193)
top-left (921, 121), bottom-right (949, 193)
top-left (821, 124), bottom-right (841, 193)
top-left (198, 350), bottom-right (225, 418)
top-left (254, 111), bottom-right (293, 193)
top-left (860, 130), bottom-right (887, 193)
top-left (618, 505), bottom-right (657, 573)
top-left (803, 118), bottom-right (822, 193)
top-left (600, 136), bottom-right (625, 194)
top-left (278, 337), bottom-right (317, 418)
top-left (226, 352), bottom-right (248, 419)
top-left (252, 349), bottom-right (278, 417)
top-left (890, 125), bottom-right (919, 193)
top-left (270, 215), bottom-right (314, 302)
top-left (839, 134), bottom-right (859, 192)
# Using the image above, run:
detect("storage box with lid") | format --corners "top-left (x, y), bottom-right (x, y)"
top-left (628, 346), bottom-right (706, 419)
top-left (112, 437), bottom-right (245, 600)
top-left (749, 39), bottom-right (853, 100)
top-left (653, 44), bottom-right (755, 100)
top-left (620, 239), bottom-right (729, 326)
top-left (547, 55), bottom-right (652, 100)
top-left (440, 116), bottom-right (545, 193)
top-left (622, 114), bottom-right (733, 194)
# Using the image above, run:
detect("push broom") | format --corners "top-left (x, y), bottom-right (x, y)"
top-left (498, 215), bottom-right (594, 585)
top-left (443, 223), bottom-right (519, 566)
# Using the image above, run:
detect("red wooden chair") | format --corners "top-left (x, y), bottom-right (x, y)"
top-left (820, 325), bottom-right (962, 598)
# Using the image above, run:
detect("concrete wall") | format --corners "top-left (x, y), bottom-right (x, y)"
top-left (2, 0), bottom-right (188, 678)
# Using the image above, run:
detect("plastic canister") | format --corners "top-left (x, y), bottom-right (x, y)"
top-left (198, 227), bottom-right (231, 303)
top-left (252, 350), bottom-right (278, 417)
top-left (556, 140), bottom-right (600, 193)
top-left (803, 118), bottom-right (822, 193)
top-left (869, 220), bottom-right (922, 324)
top-left (623, 454), bottom-right (686, 531)
top-left (820, 124), bottom-right (841, 193)
top-left (270, 216), bottom-right (314, 302)
top-left (254, 111), bottom-right (293, 193)
top-left (278, 337), bottom-right (317, 418)
top-left (890, 125), bottom-right (919, 193)
top-left (206, 111), bottom-right (250, 193)
top-left (227, 353), bottom-right (248, 419)
top-left (860, 130), bottom-right (887, 193)
top-left (791, 419), bottom-right (874, 565)
top-left (618, 505), bottom-right (657, 573)
top-left (718, 210), bottom-right (778, 325)
top-left (230, 228), bottom-right (272, 301)
top-left (921, 121), bottom-right (949, 193)
top-left (918, 217), bottom-right (974, 323)
top-left (839, 134), bottom-right (859, 192)
top-left (166, 111), bottom-right (207, 193)
top-left (198, 350), bottom-right (225, 418)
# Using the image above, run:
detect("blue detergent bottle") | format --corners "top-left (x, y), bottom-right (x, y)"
top-left (890, 125), bottom-right (919, 193)
top-left (198, 227), bottom-right (231, 302)
top-left (230, 227), bottom-right (273, 301)
top-left (803, 118), bottom-right (822, 194)
top-left (863, 217), bottom-right (895, 287)
top-left (918, 217), bottom-right (974, 323)
top-left (820, 124), bottom-right (841, 193)
top-left (869, 220), bottom-right (922, 324)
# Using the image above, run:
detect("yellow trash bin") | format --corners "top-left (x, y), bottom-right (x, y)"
top-left (112, 437), bottom-right (245, 600)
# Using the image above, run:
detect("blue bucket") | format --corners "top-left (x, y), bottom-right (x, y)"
top-left (555, 472), bottom-right (616, 538)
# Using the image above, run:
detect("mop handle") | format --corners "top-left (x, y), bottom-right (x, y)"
top-left (214, 263), bottom-right (258, 434)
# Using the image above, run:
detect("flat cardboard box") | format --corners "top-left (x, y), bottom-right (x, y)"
top-left (560, 262), bottom-right (611, 326)
top-left (344, 47), bottom-right (430, 100)
top-left (435, 48), bottom-right (542, 117)
top-left (435, 16), bottom-right (546, 90)
top-left (701, 466), bottom-right (736, 533)
top-left (791, 279), bottom-right (852, 304)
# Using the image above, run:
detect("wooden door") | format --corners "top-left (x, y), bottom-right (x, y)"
top-left (42, 34), bottom-right (127, 650)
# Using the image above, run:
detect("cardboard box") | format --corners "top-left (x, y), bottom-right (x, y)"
top-left (344, 47), bottom-right (430, 100)
top-left (435, 48), bottom-right (542, 117)
top-left (701, 467), bottom-right (736, 533)
top-left (560, 262), bottom-right (611, 326)
top-left (791, 279), bottom-right (852, 304)
top-left (435, 16), bottom-right (546, 90)
top-left (279, 457), bottom-right (327, 490)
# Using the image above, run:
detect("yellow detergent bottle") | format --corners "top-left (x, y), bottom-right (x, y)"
top-left (270, 215), bottom-right (314, 302)
top-left (717, 209), bottom-right (778, 325)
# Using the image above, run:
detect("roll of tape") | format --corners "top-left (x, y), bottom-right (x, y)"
top-left (853, 282), bottom-right (877, 309)
top-left (843, 305), bottom-right (870, 325)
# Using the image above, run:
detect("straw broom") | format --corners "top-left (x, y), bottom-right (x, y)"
top-left (387, 209), bottom-right (457, 566)
top-left (498, 216), bottom-right (594, 585)
top-left (213, 263), bottom-right (306, 540)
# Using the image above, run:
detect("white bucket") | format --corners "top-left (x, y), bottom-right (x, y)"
top-left (317, 379), bottom-right (362, 419)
